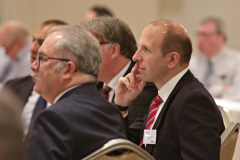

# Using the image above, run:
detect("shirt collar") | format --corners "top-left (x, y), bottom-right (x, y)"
top-left (104, 61), bottom-right (131, 89)
top-left (210, 47), bottom-right (226, 64)
top-left (53, 85), bottom-right (80, 104)
top-left (158, 68), bottom-right (188, 102)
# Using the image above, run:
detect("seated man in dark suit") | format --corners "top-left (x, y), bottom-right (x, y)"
top-left (115, 20), bottom-right (225, 160)
top-left (3, 20), bottom-right (67, 136)
top-left (25, 25), bottom-right (127, 160)
top-left (82, 17), bottom-right (158, 144)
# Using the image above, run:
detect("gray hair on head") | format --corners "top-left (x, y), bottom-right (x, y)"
top-left (81, 16), bottom-right (137, 60)
top-left (201, 17), bottom-right (227, 42)
top-left (48, 25), bottom-right (102, 81)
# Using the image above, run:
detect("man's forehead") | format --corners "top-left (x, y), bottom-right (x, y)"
top-left (38, 34), bottom-right (59, 55)
top-left (199, 21), bottom-right (216, 30)
top-left (140, 25), bottom-right (164, 42)
top-left (34, 24), bottom-right (58, 39)
top-left (45, 31), bottom-right (62, 42)
top-left (92, 33), bottom-right (105, 41)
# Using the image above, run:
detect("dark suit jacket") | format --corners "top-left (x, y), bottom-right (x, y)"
top-left (97, 61), bottom-right (158, 144)
top-left (3, 75), bottom-right (34, 110)
top-left (25, 83), bottom-right (127, 160)
top-left (140, 70), bottom-right (225, 160)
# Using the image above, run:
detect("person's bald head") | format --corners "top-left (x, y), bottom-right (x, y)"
top-left (0, 21), bottom-right (29, 45)
top-left (0, 21), bottom-right (29, 59)
top-left (149, 20), bottom-right (192, 65)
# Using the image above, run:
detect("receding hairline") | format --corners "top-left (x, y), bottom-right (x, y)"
top-left (148, 20), bottom-right (189, 36)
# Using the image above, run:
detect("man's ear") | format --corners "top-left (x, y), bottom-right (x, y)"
top-left (168, 52), bottom-right (180, 69)
top-left (111, 43), bottom-right (121, 59)
top-left (63, 61), bottom-right (76, 80)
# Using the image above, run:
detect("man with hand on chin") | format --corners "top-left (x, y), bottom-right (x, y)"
top-left (115, 20), bottom-right (224, 160)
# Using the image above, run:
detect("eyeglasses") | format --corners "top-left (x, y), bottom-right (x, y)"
top-left (197, 32), bottom-right (219, 38)
top-left (36, 55), bottom-right (70, 68)
top-left (99, 41), bottom-right (111, 45)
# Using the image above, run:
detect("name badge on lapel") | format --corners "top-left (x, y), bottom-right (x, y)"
top-left (143, 129), bottom-right (156, 144)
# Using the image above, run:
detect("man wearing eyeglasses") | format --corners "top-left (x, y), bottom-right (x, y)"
top-left (3, 20), bottom-right (68, 136)
top-left (82, 17), bottom-right (158, 144)
top-left (24, 25), bottom-right (127, 160)
top-left (190, 17), bottom-right (240, 100)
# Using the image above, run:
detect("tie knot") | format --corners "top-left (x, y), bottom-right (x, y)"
top-left (153, 95), bottom-right (163, 105)
top-left (103, 86), bottom-right (111, 100)
top-left (103, 86), bottom-right (111, 94)
top-left (208, 60), bottom-right (212, 66)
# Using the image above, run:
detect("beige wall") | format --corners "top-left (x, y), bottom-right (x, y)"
top-left (1, 0), bottom-right (240, 53)
top-left (0, 0), bottom-right (161, 42)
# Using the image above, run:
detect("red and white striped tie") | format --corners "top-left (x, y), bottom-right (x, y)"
top-left (140, 95), bottom-right (163, 148)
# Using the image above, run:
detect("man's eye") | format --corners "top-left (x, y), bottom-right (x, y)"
top-left (144, 46), bottom-right (151, 52)
top-left (38, 40), bottom-right (44, 46)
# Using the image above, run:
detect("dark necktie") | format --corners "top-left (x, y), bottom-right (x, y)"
top-left (140, 95), bottom-right (163, 148)
top-left (103, 86), bottom-right (111, 101)
top-left (31, 96), bottom-right (47, 121)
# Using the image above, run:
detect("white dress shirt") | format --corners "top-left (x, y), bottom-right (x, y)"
top-left (53, 85), bottom-right (80, 104)
top-left (104, 61), bottom-right (131, 102)
top-left (144, 68), bottom-right (188, 147)
top-left (190, 47), bottom-right (240, 100)
top-left (151, 68), bottom-right (188, 129)
top-left (22, 90), bottom-right (51, 136)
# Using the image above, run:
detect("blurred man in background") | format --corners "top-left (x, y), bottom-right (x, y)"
top-left (84, 5), bottom-right (114, 21)
top-left (190, 17), bottom-right (240, 100)
top-left (0, 21), bottom-right (31, 84)
top-left (82, 17), bottom-right (158, 144)
top-left (3, 20), bottom-right (68, 136)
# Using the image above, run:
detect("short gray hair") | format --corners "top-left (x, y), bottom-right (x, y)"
top-left (48, 25), bottom-right (102, 80)
top-left (200, 17), bottom-right (227, 41)
top-left (82, 17), bottom-right (137, 59)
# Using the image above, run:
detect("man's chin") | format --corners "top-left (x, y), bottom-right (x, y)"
top-left (139, 74), bottom-right (152, 83)
top-left (33, 85), bottom-right (41, 94)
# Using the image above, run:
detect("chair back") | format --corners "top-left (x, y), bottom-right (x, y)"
top-left (218, 105), bottom-right (240, 160)
top-left (82, 138), bottom-right (155, 160)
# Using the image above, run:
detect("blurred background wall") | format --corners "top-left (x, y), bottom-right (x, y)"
top-left (0, 0), bottom-right (239, 54)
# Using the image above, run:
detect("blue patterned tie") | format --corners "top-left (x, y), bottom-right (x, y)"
top-left (202, 60), bottom-right (213, 88)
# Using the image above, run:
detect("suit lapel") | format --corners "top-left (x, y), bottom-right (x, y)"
top-left (145, 70), bottom-right (195, 153)
top-left (123, 61), bottom-right (135, 76)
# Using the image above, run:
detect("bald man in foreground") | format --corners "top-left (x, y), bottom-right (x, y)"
top-left (115, 20), bottom-right (225, 160)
